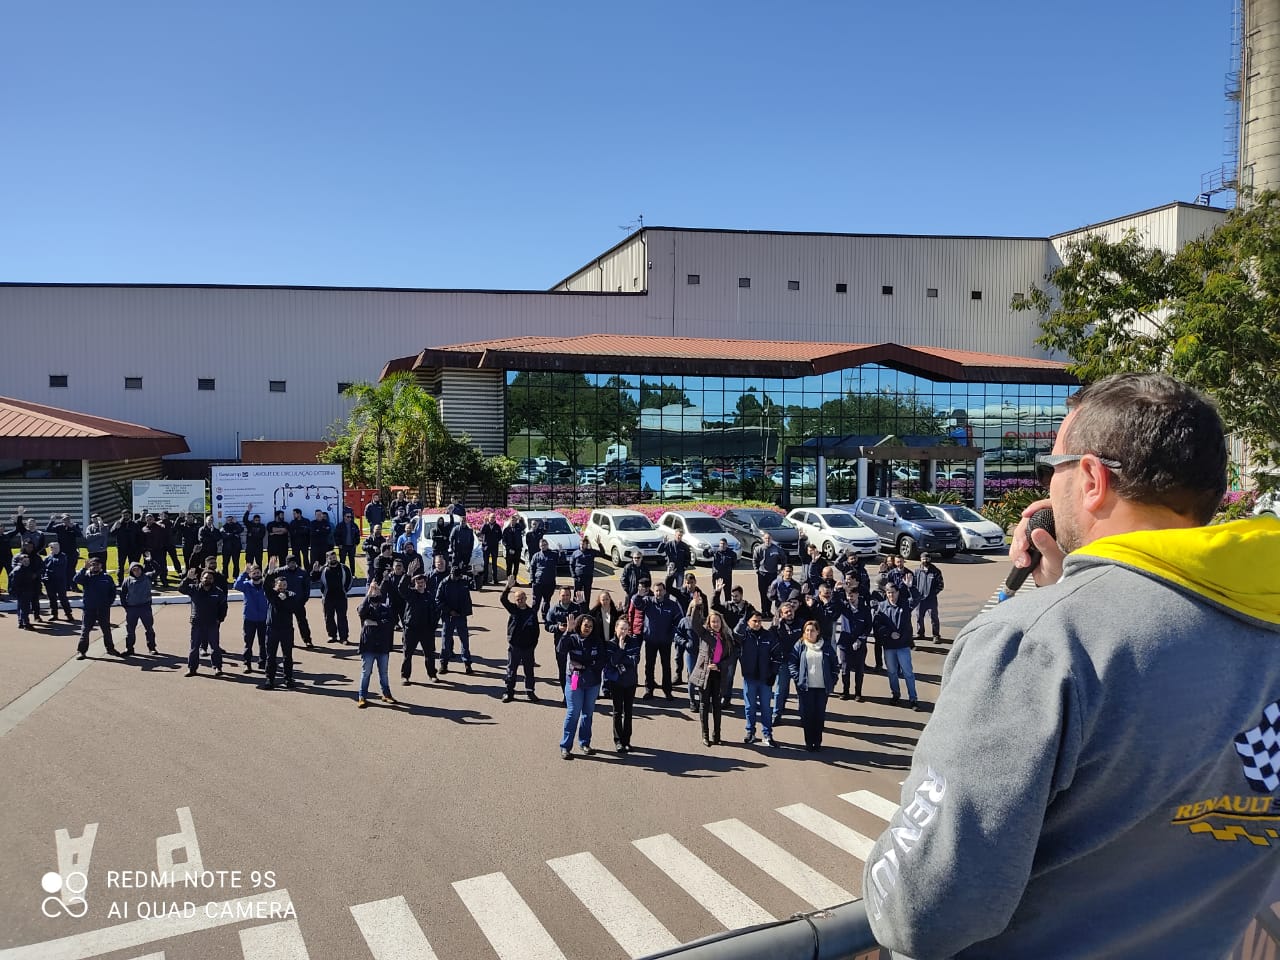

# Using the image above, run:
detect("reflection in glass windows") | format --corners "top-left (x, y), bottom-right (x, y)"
top-left (505, 366), bottom-right (1072, 508)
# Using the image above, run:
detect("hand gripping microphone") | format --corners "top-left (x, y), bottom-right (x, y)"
top-left (998, 508), bottom-right (1056, 602)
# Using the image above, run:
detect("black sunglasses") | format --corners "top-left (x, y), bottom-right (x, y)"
top-left (1035, 453), bottom-right (1123, 488)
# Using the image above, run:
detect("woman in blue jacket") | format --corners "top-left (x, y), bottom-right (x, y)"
top-left (789, 619), bottom-right (838, 752)
top-left (606, 617), bottom-right (642, 754)
top-left (356, 580), bottom-right (398, 708)
top-left (559, 616), bottom-right (608, 759)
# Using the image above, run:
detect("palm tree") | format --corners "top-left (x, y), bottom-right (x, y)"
top-left (390, 384), bottom-right (448, 504)
top-left (343, 373), bottom-right (414, 495)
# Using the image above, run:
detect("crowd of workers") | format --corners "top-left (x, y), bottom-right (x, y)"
top-left (1, 491), bottom-right (946, 756)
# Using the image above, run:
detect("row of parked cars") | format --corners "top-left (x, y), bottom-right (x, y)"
top-left (400, 497), bottom-right (1005, 576)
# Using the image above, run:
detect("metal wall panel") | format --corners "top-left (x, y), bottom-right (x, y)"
top-left (87, 458), bottom-right (165, 520)
top-left (556, 234), bottom-right (648, 293)
top-left (1051, 205), bottom-right (1226, 259)
top-left (0, 478), bottom-right (83, 527)
top-left (439, 369), bottom-right (505, 455)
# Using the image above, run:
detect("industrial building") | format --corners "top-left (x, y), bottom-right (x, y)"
top-left (0, 202), bottom-right (1228, 476)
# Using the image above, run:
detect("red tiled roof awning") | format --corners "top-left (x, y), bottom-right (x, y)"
top-left (0, 397), bottom-right (190, 460)
top-left (393, 335), bottom-right (1077, 385)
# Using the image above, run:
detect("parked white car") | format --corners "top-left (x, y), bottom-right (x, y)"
top-left (660, 475), bottom-right (702, 499)
top-left (656, 510), bottom-right (740, 564)
top-left (926, 504), bottom-right (1007, 552)
top-left (785, 507), bottom-right (880, 559)
top-left (518, 509), bottom-right (580, 566)
top-left (582, 508), bottom-right (665, 565)
top-left (409, 513), bottom-right (487, 578)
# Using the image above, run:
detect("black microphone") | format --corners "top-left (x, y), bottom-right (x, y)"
top-left (999, 508), bottom-right (1056, 601)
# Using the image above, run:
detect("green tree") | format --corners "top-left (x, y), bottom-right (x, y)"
top-left (639, 382), bottom-right (692, 409)
top-left (335, 373), bottom-right (423, 493)
top-left (1016, 191), bottom-right (1280, 486)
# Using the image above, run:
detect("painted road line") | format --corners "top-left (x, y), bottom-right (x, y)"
top-left (777, 804), bottom-right (875, 860)
top-left (839, 790), bottom-right (899, 822)
top-left (632, 834), bottom-right (774, 929)
top-left (547, 852), bottom-right (679, 959)
top-left (239, 920), bottom-right (309, 960)
top-left (128, 954), bottom-right (165, 960)
top-left (703, 819), bottom-right (851, 909)
top-left (350, 896), bottom-right (440, 960)
top-left (0, 889), bottom-right (294, 960)
top-left (452, 872), bottom-right (568, 960)
top-left (0, 641), bottom-right (102, 737)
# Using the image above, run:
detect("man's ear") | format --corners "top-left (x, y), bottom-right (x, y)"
top-left (1078, 454), bottom-right (1114, 514)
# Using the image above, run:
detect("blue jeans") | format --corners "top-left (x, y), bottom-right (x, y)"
top-left (743, 678), bottom-right (774, 739)
top-left (773, 668), bottom-right (791, 720)
top-left (560, 676), bottom-right (601, 750)
top-left (441, 616), bottom-right (471, 666)
top-left (884, 647), bottom-right (917, 701)
top-left (683, 647), bottom-right (698, 704)
top-left (360, 652), bottom-right (391, 699)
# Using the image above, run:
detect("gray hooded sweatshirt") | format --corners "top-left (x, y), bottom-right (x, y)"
top-left (864, 517), bottom-right (1280, 959)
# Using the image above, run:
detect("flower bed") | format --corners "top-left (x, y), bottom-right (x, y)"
top-left (456, 500), bottom-right (783, 532)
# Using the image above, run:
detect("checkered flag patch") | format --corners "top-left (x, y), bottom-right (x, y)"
top-left (1235, 701), bottom-right (1280, 794)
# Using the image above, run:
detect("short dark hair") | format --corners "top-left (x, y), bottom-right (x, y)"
top-left (1063, 373), bottom-right (1227, 525)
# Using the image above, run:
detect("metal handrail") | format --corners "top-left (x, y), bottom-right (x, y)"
top-left (638, 899), bottom-right (884, 960)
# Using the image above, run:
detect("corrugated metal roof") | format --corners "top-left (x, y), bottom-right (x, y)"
top-left (0, 396), bottom-right (189, 459)
top-left (406, 335), bottom-right (1077, 385)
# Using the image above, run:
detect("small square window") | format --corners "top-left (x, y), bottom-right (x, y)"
top-left (124, 377), bottom-right (143, 390)
top-left (738, 277), bottom-right (751, 288)
top-left (337, 382), bottom-right (353, 394)
top-left (269, 380), bottom-right (287, 393)
top-left (787, 280), bottom-right (800, 291)
top-left (971, 290), bottom-right (983, 300)
top-left (1012, 292), bottom-right (1026, 304)
top-left (197, 378), bottom-right (215, 391)
top-left (687, 274), bottom-right (700, 285)
top-left (926, 288), bottom-right (939, 298)
top-left (835, 283), bottom-right (848, 294)
top-left (881, 285), bottom-right (894, 296)
top-left (49, 374), bottom-right (68, 388)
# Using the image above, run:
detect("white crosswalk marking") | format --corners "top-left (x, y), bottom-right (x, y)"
top-left (453, 872), bottom-right (568, 960)
top-left (632, 834), bottom-right (774, 929)
top-left (128, 954), bottom-right (165, 960)
top-left (238, 920), bottom-right (310, 960)
top-left (350, 896), bottom-right (440, 960)
top-left (547, 852), bottom-right (680, 959)
top-left (777, 804), bottom-right (875, 860)
top-left (839, 790), bottom-right (899, 822)
top-left (703, 819), bottom-right (852, 909)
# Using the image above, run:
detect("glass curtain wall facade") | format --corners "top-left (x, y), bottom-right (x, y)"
top-left (505, 365), bottom-right (1073, 507)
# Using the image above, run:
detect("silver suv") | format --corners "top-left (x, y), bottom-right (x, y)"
top-left (849, 496), bottom-right (961, 559)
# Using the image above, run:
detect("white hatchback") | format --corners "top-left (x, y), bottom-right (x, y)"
top-left (656, 511), bottom-right (740, 565)
top-left (518, 509), bottom-right (580, 566)
top-left (926, 504), bottom-right (1007, 552)
top-left (582, 509), bottom-right (665, 565)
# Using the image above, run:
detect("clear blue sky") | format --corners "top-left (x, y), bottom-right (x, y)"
top-left (0, 0), bottom-right (1235, 289)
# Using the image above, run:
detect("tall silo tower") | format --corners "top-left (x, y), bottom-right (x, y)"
top-left (1240, 0), bottom-right (1280, 195)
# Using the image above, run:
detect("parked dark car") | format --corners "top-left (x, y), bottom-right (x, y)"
top-left (718, 507), bottom-right (802, 557)
top-left (849, 496), bottom-right (961, 559)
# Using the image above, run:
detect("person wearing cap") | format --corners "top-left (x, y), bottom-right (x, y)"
top-left (912, 553), bottom-right (945, 642)
top-left (120, 560), bottom-right (157, 655)
top-left (178, 566), bottom-right (227, 676)
top-left (233, 564), bottom-right (268, 670)
top-left (500, 575), bottom-right (541, 701)
top-left (281, 554), bottom-right (315, 648)
top-left (74, 557), bottom-right (120, 658)
top-left (333, 509), bottom-right (361, 577)
top-left (619, 549), bottom-right (648, 606)
top-left (711, 537), bottom-right (738, 596)
top-left (241, 506), bottom-right (266, 571)
top-left (436, 561), bottom-right (475, 674)
top-left (316, 551), bottom-right (352, 644)
top-left (399, 569), bottom-right (439, 683)
top-left (528, 536), bottom-right (558, 623)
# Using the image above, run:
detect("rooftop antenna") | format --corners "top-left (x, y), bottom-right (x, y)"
top-left (618, 214), bottom-right (644, 233)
